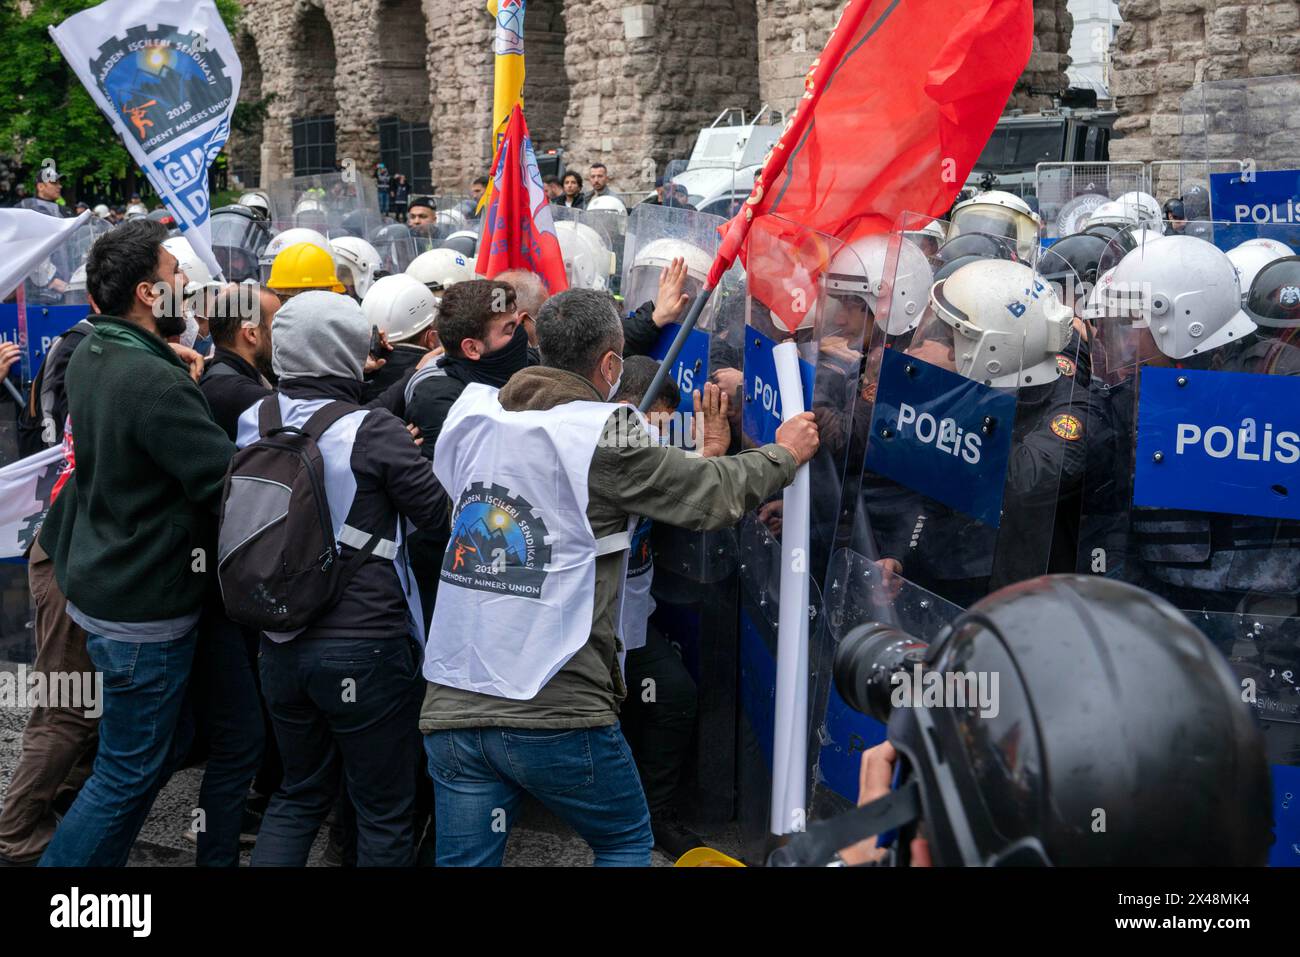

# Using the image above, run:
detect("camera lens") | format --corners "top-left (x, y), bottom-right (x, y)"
top-left (834, 622), bottom-right (929, 724)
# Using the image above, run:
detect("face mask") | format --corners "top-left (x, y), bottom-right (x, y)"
top-left (603, 352), bottom-right (624, 401)
top-left (470, 322), bottom-right (531, 387)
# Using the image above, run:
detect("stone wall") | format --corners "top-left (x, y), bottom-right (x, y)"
top-left (1109, 0), bottom-right (1300, 164)
top-left (238, 0), bottom-right (1076, 191)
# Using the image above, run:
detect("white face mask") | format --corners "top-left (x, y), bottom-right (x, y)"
top-left (180, 310), bottom-right (200, 349)
top-left (603, 352), bottom-right (623, 401)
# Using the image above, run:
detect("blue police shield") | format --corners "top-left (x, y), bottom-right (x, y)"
top-left (807, 211), bottom-right (1086, 817)
top-left (1080, 221), bottom-right (1300, 864)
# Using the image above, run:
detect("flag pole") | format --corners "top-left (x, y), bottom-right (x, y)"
top-left (636, 285), bottom-right (716, 414)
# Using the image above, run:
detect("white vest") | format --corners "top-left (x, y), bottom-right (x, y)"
top-left (235, 394), bottom-right (424, 643)
top-left (620, 517), bottom-right (656, 658)
top-left (425, 383), bottom-right (634, 699)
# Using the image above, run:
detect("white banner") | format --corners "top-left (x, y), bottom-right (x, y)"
top-left (49, 0), bottom-right (241, 280)
top-left (0, 445), bottom-right (68, 559)
top-left (0, 209), bottom-right (91, 302)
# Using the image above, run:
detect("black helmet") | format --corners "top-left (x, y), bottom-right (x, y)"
top-left (1182, 182), bottom-right (1211, 220)
top-left (441, 232), bottom-right (478, 258)
top-left (1163, 198), bottom-right (1186, 221)
top-left (210, 204), bottom-right (274, 259)
top-left (1039, 233), bottom-right (1107, 287)
top-left (340, 209), bottom-right (385, 239)
top-left (1246, 255), bottom-right (1300, 329)
top-left (1096, 224), bottom-right (1145, 275)
top-left (935, 232), bottom-right (1018, 265)
top-left (858, 576), bottom-right (1271, 866)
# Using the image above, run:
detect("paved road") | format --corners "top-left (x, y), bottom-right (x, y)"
top-left (1, 661), bottom-right (744, 867)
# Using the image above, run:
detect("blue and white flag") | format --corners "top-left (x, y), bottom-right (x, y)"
top-left (50, 0), bottom-right (241, 279)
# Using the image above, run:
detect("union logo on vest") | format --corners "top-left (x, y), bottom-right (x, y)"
top-left (442, 481), bottom-right (553, 597)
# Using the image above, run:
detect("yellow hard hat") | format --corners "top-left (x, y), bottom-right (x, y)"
top-left (268, 241), bottom-right (345, 293)
top-left (672, 847), bottom-right (745, 867)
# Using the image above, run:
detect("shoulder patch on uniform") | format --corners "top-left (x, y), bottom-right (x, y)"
top-left (1050, 413), bottom-right (1083, 442)
top-left (1055, 354), bottom-right (1076, 377)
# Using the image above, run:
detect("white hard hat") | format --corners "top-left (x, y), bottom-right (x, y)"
top-left (587, 195), bottom-right (628, 216)
top-left (330, 236), bottom-right (382, 298)
top-left (555, 221), bottom-right (615, 290)
top-left (362, 273), bottom-right (438, 343)
top-left (1227, 242), bottom-right (1294, 304)
top-left (126, 203), bottom-right (148, 220)
top-left (92, 204), bottom-right (110, 220)
top-left (294, 197), bottom-right (325, 215)
top-left (1105, 235), bottom-right (1254, 360)
top-left (826, 234), bottom-right (935, 336)
top-left (1235, 237), bottom-right (1295, 259)
top-left (929, 259), bottom-right (1073, 388)
top-left (239, 192), bottom-right (270, 216)
top-left (949, 191), bottom-right (1039, 259)
top-left (908, 219), bottom-right (946, 242)
top-left (406, 248), bottom-right (476, 291)
top-left (1114, 191), bottom-right (1162, 225)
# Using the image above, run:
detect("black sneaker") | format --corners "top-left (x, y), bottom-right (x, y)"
top-left (650, 814), bottom-right (707, 862)
top-left (239, 807), bottom-right (262, 845)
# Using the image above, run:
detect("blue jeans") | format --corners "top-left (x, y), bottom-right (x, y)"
top-left (40, 629), bottom-right (197, 867)
top-left (424, 725), bottom-right (653, 866)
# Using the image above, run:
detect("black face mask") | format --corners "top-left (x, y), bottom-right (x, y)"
top-left (468, 323), bottom-right (531, 387)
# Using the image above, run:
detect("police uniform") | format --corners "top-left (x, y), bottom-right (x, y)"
top-left (881, 353), bottom-right (1092, 608)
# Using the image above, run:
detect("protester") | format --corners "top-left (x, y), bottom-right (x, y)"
top-left (266, 242), bottom-right (346, 301)
top-left (233, 291), bottom-right (448, 867)
top-left (420, 288), bottom-right (820, 866)
top-left (392, 174), bottom-right (410, 221)
top-left (543, 175), bottom-right (563, 202)
top-left (493, 269), bottom-right (547, 347)
top-left (403, 279), bottom-right (533, 620)
top-left (36, 220), bottom-right (237, 867)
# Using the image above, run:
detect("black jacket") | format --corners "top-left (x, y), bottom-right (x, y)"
top-left (200, 347), bottom-right (415, 441)
top-left (16, 318), bottom-right (96, 457)
top-left (622, 302), bottom-right (663, 358)
top-left (361, 343), bottom-right (426, 405)
top-left (271, 376), bottom-right (448, 640)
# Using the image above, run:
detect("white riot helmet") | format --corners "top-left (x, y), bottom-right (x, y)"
top-left (443, 230), bottom-right (480, 258)
top-left (622, 237), bottom-right (714, 316)
top-left (258, 227), bottom-right (333, 284)
top-left (92, 204), bottom-right (111, 221)
top-left (330, 236), bottom-right (383, 299)
top-left (555, 221), bottom-right (616, 290)
top-left (1085, 200), bottom-right (1140, 230)
top-left (362, 273), bottom-right (437, 344)
top-left (1115, 191), bottom-right (1162, 226)
top-left (436, 208), bottom-right (468, 232)
top-left (162, 236), bottom-right (215, 295)
top-left (825, 234), bottom-right (935, 336)
top-left (948, 190), bottom-right (1039, 260)
top-left (1228, 239), bottom-right (1295, 304)
top-left (406, 248), bottom-right (476, 292)
top-left (1103, 235), bottom-right (1255, 360)
top-left (587, 195), bottom-right (628, 216)
top-left (125, 203), bottom-right (148, 220)
top-left (238, 191), bottom-right (271, 218)
top-left (929, 259), bottom-right (1073, 388)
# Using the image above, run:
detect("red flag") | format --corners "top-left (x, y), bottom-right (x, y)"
top-left (709, 0), bottom-right (1034, 332)
top-left (476, 104), bottom-right (569, 295)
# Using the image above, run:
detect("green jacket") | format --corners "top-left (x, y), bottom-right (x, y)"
top-left (419, 366), bottom-right (798, 731)
top-left (41, 317), bottom-right (236, 622)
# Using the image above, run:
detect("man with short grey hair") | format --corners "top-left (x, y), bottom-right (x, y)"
top-left (493, 269), bottom-right (547, 347)
top-left (421, 288), bottom-right (820, 867)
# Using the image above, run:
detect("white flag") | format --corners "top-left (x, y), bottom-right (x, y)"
top-left (0, 445), bottom-right (68, 560)
top-left (0, 209), bottom-right (91, 302)
top-left (49, 0), bottom-right (241, 280)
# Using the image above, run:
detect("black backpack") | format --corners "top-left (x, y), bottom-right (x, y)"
top-left (217, 397), bottom-right (382, 632)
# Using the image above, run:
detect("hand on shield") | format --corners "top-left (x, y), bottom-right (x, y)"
top-left (651, 257), bottom-right (690, 328)
top-left (873, 558), bottom-right (904, 603)
top-left (710, 366), bottom-right (744, 424)
top-left (692, 381), bottom-right (731, 458)
top-left (0, 342), bottom-right (20, 381)
top-left (838, 742), bottom-right (932, 867)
